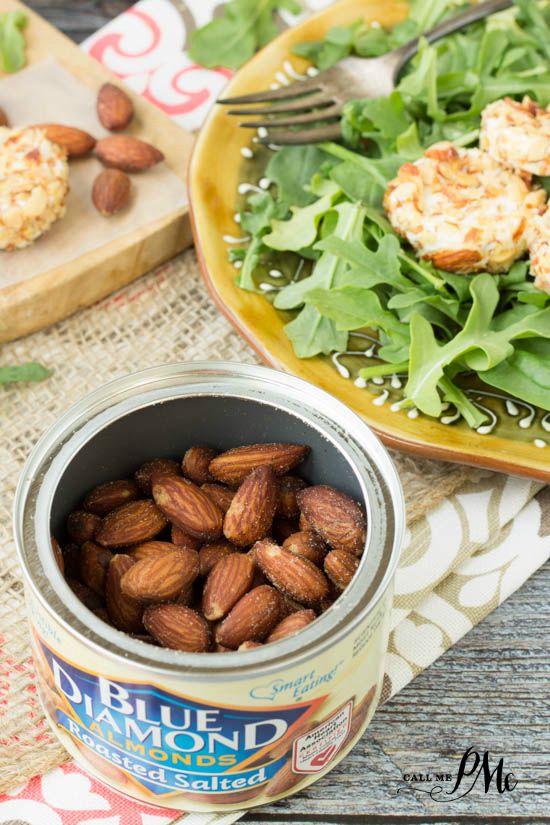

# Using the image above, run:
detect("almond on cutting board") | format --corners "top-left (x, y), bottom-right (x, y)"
top-left (35, 123), bottom-right (96, 157)
top-left (0, 107), bottom-right (8, 127)
top-left (92, 169), bottom-right (131, 217)
top-left (97, 82), bottom-right (134, 131)
top-left (95, 135), bottom-right (164, 172)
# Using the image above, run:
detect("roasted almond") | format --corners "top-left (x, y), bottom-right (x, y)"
top-left (95, 135), bottom-right (164, 172)
top-left (209, 443), bottom-right (309, 487)
top-left (134, 457), bottom-right (180, 494)
top-left (144, 604), bottom-right (210, 652)
top-left (0, 107), bottom-right (9, 127)
top-left (96, 500), bottom-right (167, 548)
top-left (215, 585), bottom-right (282, 649)
top-left (223, 465), bottom-right (278, 547)
top-left (121, 548), bottom-right (199, 602)
top-left (105, 554), bottom-right (143, 633)
top-left (324, 548), bottom-right (360, 590)
top-left (297, 485), bottom-right (366, 556)
top-left (130, 540), bottom-right (184, 561)
top-left (62, 543), bottom-right (81, 580)
top-left (80, 541), bottom-right (113, 596)
top-left (201, 483), bottom-right (235, 513)
top-left (267, 609), bottom-right (316, 643)
top-left (35, 123), bottom-right (96, 157)
top-left (52, 536), bottom-right (64, 575)
top-left (83, 479), bottom-right (140, 516)
top-left (182, 445), bottom-right (217, 485)
top-left (152, 475), bottom-right (223, 541)
top-left (92, 169), bottom-right (131, 217)
top-left (202, 553), bottom-right (255, 621)
top-left (238, 640), bottom-right (263, 650)
top-left (67, 510), bottom-right (101, 544)
top-left (199, 540), bottom-right (235, 577)
top-left (282, 530), bottom-right (326, 566)
top-left (254, 539), bottom-right (329, 606)
top-left (68, 579), bottom-right (103, 611)
top-left (277, 476), bottom-right (307, 518)
top-left (97, 82), bottom-right (134, 131)
top-left (171, 524), bottom-right (202, 551)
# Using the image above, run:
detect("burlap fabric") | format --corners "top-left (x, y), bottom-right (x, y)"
top-left (0, 249), bottom-right (515, 793)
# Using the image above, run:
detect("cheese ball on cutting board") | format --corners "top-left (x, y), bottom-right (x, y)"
top-left (384, 141), bottom-right (546, 273)
top-left (527, 207), bottom-right (550, 295)
top-left (480, 96), bottom-right (550, 177)
top-left (0, 127), bottom-right (69, 251)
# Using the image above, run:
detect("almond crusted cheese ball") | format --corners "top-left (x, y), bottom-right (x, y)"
top-left (0, 127), bottom-right (69, 251)
top-left (383, 142), bottom-right (547, 273)
top-left (527, 208), bottom-right (550, 295)
top-left (480, 96), bottom-right (550, 177)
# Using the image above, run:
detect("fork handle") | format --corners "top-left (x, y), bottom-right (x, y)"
top-left (392, 0), bottom-right (514, 76)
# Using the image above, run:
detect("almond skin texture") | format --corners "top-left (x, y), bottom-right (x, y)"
top-left (297, 485), bottom-right (367, 556)
top-left (282, 530), bottom-right (326, 566)
top-left (152, 475), bottom-right (223, 541)
top-left (267, 609), bottom-right (316, 643)
top-left (130, 541), bottom-right (187, 561)
top-left (134, 458), bottom-right (180, 495)
top-left (96, 500), bottom-right (167, 548)
top-left (144, 604), bottom-right (210, 652)
top-left (120, 548), bottom-right (199, 602)
top-left (324, 548), bottom-right (359, 590)
top-left (182, 445), bottom-right (217, 485)
top-left (92, 169), bottom-right (131, 217)
top-left (171, 524), bottom-right (202, 551)
top-left (95, 135), bottom-right (164, 172)
top-left (97, 82), bottom-right (134, 131)
top-left (215, 585), bottom-right (282, 649)
top-left (254, 539), bottom-right (329, 606)
top-left (105, 554), bottom-right (143, 633)
top-left (35, 124), bottom-right (96, 157)
top-left (67, 510), bottom-right (101, 545)
top-left (209, 443), bottom-right (309, 487)
top-left (201, 483), bottom-right (235, 514)
top-left (80, 541), bottom-right (113, 596)
top-left (199, 540), bottom-right (235, 577)
top-left (223, 465), bottom-right (278, 547)
top-left (202, 553), bottom-right (255, 621)
top-left (277, 476), bottom-right (307, 518)
top-left (83, 479), bottom-right (140, 516)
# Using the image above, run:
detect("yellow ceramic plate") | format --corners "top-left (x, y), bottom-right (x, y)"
top-left (189, 0), bottom-right (550, 481)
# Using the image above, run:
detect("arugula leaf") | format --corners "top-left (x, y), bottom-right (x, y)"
top-left (266, 145), bottom-right (333, 207)
top-left (188, 0), bottom-right (301, 70)
top-left (0, 362), bottom-right (50, 384)
top-left (264, 179), bottom-right (341, 251)
top-left (479, 340), bottom-right (550, 411)
top-left (0, 11), bottom-right (27, 73)
top-left (238, 191), bottom-right (287, 291)
top-left (283, 305), bottom-right (348, 359)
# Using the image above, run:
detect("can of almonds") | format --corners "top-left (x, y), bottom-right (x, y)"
top-left (14, 362), bottom-right (404, 812)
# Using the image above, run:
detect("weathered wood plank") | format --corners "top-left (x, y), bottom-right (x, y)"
top-left (19, 3), bottom-right (550, 821)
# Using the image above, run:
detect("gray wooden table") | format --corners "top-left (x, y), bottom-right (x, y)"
top-left (21, 2), bottom-right (550, 821)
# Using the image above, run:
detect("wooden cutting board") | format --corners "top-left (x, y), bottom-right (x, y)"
top-left (0, 0), bottom-right (194, 343)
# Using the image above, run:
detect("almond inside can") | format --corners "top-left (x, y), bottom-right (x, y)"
top-left (14, 361), bottom-right (404, 812)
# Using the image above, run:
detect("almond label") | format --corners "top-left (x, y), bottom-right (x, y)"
top-left (292, 700), bottom-right (353, 774)
top-left (38, 637), bottom-right (324, 798)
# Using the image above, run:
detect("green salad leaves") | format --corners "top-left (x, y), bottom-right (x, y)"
top-left (188, 0), bottom-right (301, 70)
top-left (233, 0), bottom-right (550, 425)
top-left (0, 11), bottom-right (28, 73)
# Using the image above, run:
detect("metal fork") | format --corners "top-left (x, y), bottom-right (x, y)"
top-left (218, 0), bottom-right (512, 145)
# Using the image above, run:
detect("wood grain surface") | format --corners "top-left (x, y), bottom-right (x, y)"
top-left (23, 3), bottom-right (550, 822)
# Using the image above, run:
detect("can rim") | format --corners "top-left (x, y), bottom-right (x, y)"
top-left (14, 361), bottom-right (405, 678)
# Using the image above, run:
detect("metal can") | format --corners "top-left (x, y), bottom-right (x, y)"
top-left (14, 362), bottom-right (404, 813)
